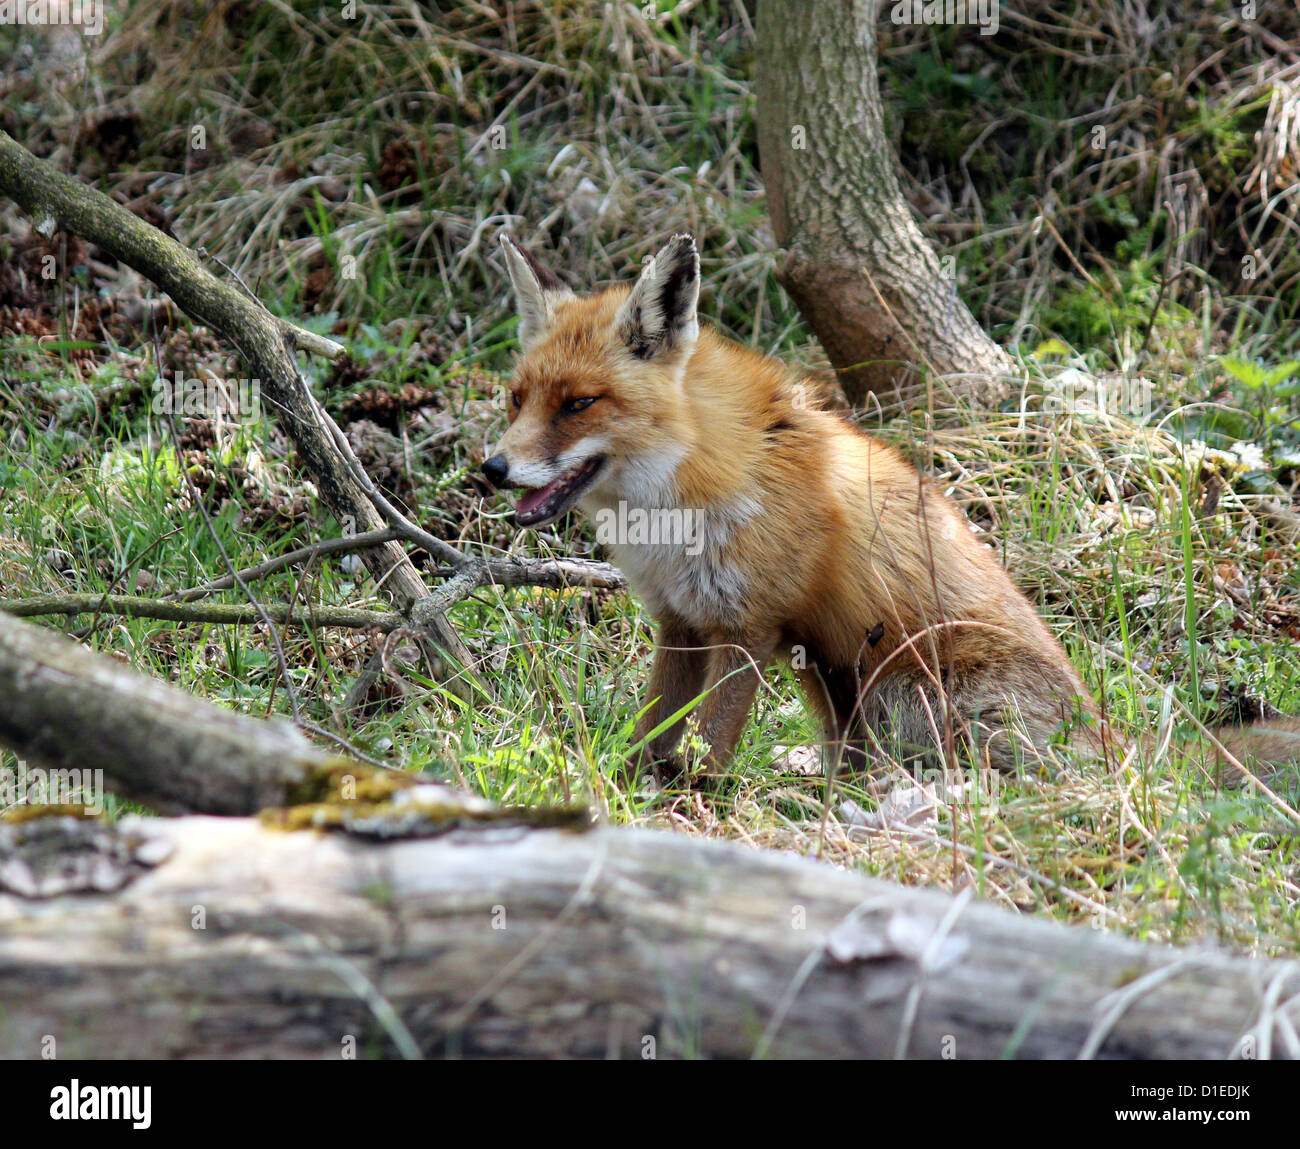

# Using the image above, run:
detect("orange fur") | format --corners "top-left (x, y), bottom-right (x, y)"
top-left (486, 234), bottom-right (1292, 787)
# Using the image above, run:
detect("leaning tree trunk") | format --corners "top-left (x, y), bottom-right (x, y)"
top-left (0, 131), bottom-right (476, 696)
top-left (755, 0), bottom-right (1016, 410)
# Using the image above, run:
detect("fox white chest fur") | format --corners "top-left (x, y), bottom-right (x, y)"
top-left (582, 480), bottom-right (760, 627)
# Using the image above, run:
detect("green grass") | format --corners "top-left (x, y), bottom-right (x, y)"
top-left (1, 1), bottom-right (1298, 961)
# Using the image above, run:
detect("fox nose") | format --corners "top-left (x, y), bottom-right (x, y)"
top-left (482, 454), bottom-right (510, 489)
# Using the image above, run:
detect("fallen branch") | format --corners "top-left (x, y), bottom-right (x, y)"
top-left (169, 529), bottom-right (628, 604)
top-left (463, 555), bottom-right (627, 593)
top-left (0, 594), bottom-right (403, 632)
top-left (167, 528), bottom-right (407, 601)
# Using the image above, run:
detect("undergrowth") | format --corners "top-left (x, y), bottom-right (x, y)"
top-left (1, 1), bottom-right (1298, 957)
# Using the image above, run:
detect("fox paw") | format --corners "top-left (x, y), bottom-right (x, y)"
top-left (650, 754), bottom-right (687, 788)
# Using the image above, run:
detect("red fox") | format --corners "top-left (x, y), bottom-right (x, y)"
top-left (485, 232), bottom-right (1300, 786)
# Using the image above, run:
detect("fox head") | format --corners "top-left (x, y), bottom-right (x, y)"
top-left (483, 232), bottom-right (701, 527)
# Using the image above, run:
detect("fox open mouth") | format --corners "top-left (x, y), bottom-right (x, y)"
top-left (513, 456), bottom-right (605, 527)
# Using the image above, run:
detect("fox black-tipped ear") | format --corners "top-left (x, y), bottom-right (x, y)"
top-left (615, 234), bottom-right (700, 361)
top-left (500, 233), bottom-right (573, 352)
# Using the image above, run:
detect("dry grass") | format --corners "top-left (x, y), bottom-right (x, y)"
top-left (1, 1), bottom-right (1298, 957)
top-left (10, 1), bottom-right (1298, 358)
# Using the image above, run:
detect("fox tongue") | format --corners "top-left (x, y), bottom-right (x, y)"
top-left (513, 456), bottom-right (604, 525)
top-left (516, 476), bottom-right (569, 519)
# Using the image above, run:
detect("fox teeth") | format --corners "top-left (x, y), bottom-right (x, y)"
top-left (514, 456), bottom-right (604, 527)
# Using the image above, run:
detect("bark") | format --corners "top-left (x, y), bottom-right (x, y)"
top-left (0, 130), bottom-right (475, 695)
top-left (755, 1), bottom-right (1017, 410)
top-left (0, 610), bottom-right (342, 815)
top-left (0, 813), bottom-right (1293, 1059)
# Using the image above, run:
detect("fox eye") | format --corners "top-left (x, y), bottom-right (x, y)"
top-left (510, 390), bottom-right (522, 410)
top-left (562, 396), bottom-right (599, 414)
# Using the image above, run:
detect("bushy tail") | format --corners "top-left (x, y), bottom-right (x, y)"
top-left (1214, 716), bottom-right (1300, 761)
top-left (1206, 716), bottom-right (1300, 797)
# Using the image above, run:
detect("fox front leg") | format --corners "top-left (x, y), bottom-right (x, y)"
top-left (674, 631), bottom-right (780, 785)
top-left (626, 616), bottom-right (710, 785)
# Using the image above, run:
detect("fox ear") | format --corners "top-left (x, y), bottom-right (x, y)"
top-left (616, 234), bottom-right (699, 361)
top-left (500, 233), bottom-right (573, 352)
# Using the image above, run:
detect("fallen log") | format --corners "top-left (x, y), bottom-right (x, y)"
top-left (0, 607), bottom-right (342, 815)
top-left (0, 601), bottom-right (1294, 1060)
top-left (0, 813), bottom-right (1293, 1059)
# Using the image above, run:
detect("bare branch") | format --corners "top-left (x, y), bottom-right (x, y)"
top-left (167, 529), bottom-right (406, 602)
top-left (0, 594), bottom-right (403, 632)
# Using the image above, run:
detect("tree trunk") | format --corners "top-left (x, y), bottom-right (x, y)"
top-left (755, 0), bottom-right (1016, 410)
top-left (0, 814), bottom-right (1293, 1059)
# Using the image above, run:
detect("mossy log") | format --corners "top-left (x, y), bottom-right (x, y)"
top-left (0, 813), bottom-right (1295, 1059)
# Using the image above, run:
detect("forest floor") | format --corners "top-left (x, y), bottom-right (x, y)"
top-left (2, 2), bottom-right (1299, 956)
